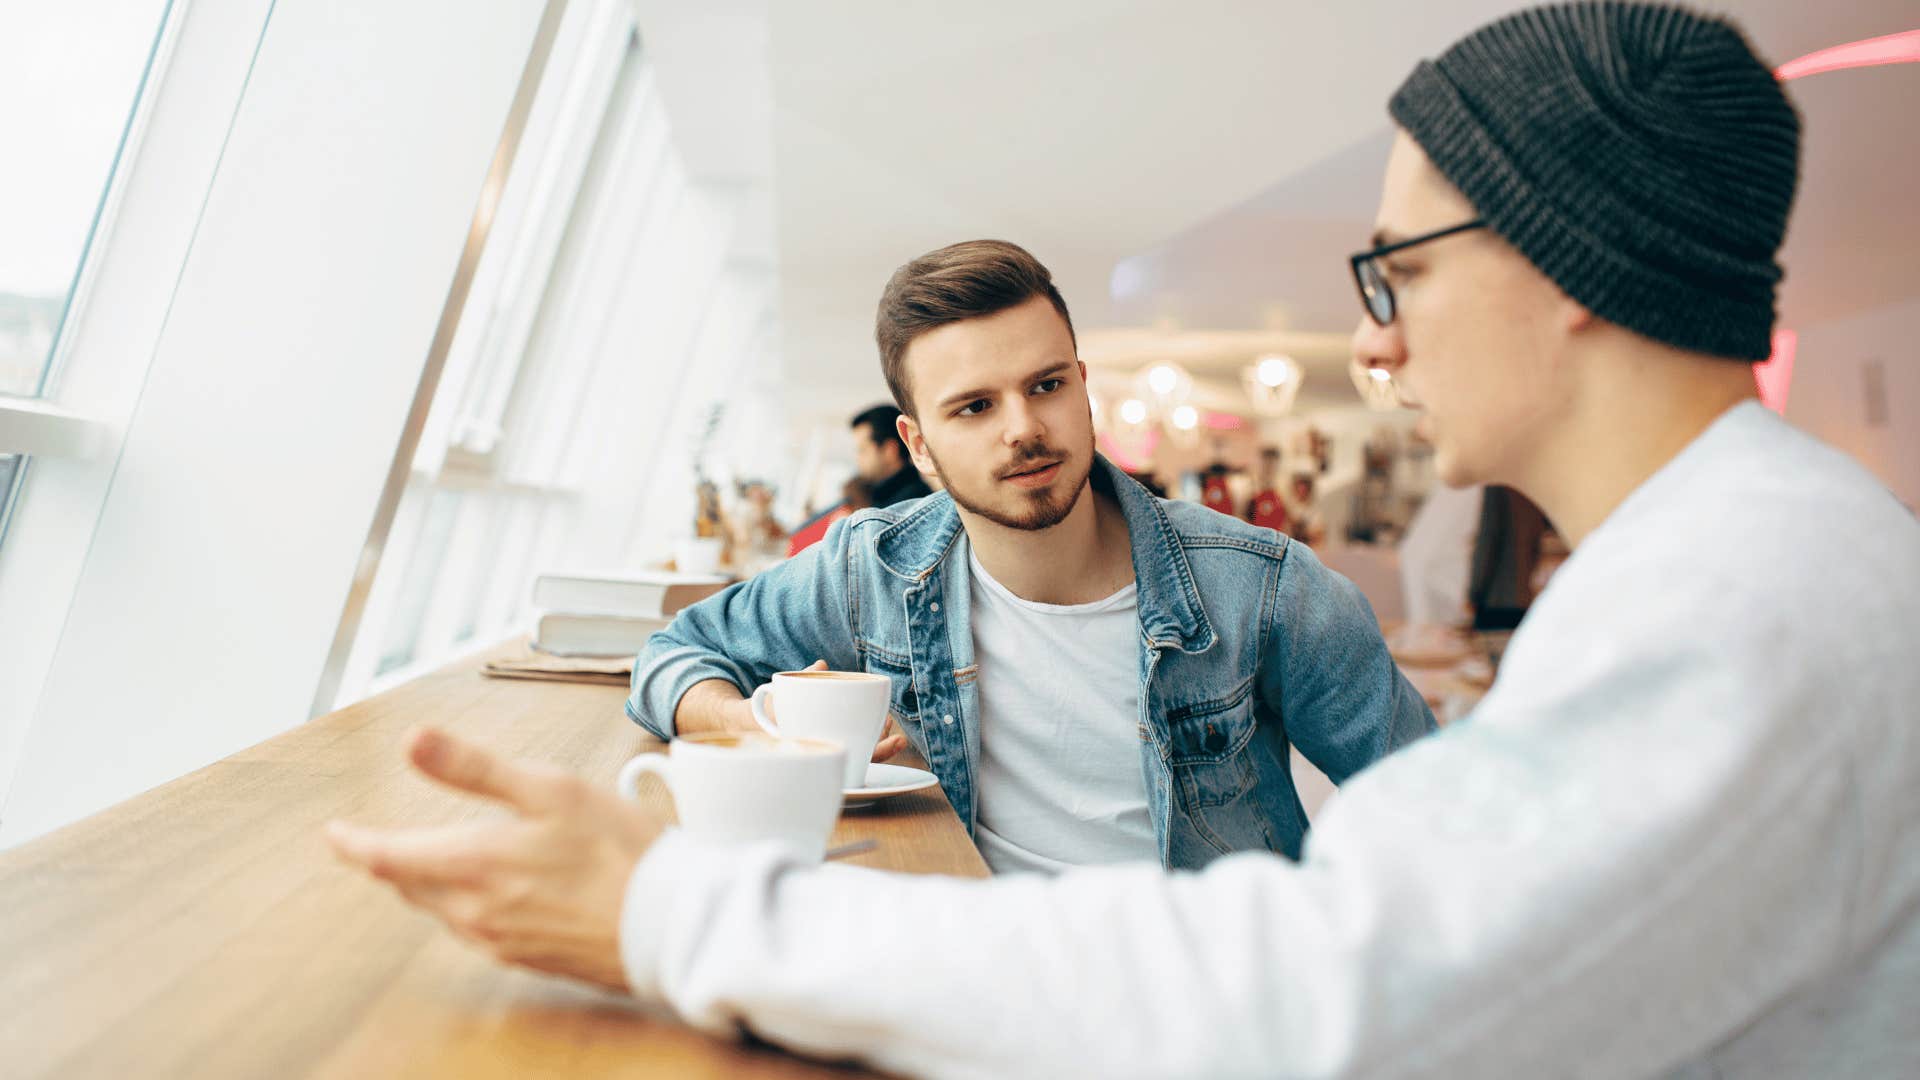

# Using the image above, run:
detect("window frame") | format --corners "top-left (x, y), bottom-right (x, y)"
top-left (0, 0), bottom-right (558, 846)
top-left (0, 0), bottom-right (258, 818)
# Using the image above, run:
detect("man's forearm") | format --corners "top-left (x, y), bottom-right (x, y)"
top-left (672, 678), bottom-right (757, 737)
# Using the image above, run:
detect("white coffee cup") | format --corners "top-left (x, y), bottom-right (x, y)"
top-left (617, 732), bottom-right (845, 861)
top-left (750, 670), bottom-right (891, 788)
top-left (675, 536), bottom-right (725, 577)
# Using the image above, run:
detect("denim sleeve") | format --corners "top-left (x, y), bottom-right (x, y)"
top-left (624, 517), bottom-right (862, 739)
top-left (1258, 540), bottom-right (1435, 784)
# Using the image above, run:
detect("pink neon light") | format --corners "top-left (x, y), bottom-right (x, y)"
top-left (1755, 328), bottom-right (1796, 415)
top-left (1775, 29), bottom-right (1920, 81)
top-left (1202, 412), bottom-right (1246, 431)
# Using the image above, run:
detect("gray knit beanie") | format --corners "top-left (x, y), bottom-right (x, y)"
top-left (1389, 1), bottom-right (1800, 360)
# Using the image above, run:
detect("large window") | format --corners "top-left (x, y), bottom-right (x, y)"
top-left (321, 0), bottom-right (787, 708)
top-left (0, 0), bottom-right (173, 398)
top-left (0, 0), bottom-right (173, 577)
top-left (1, 0), bottom-right (556, 848)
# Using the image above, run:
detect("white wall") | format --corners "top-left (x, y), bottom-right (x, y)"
top-left (1786, 297), bottom-right (1919, 512)
top-left (0, 0), bottom-right (546, 847)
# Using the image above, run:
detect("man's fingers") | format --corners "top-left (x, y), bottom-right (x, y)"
top-left (871, 714), bottom-right (906, 760)
top-left (325, 819), bottom-right (498, 888)
top-left (806, 659), bottom-right (828, 671)
top-left (406, 726), bottom-right (556, 812)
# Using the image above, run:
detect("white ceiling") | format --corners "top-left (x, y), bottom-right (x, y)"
top-left (636, 1), bottom-right (1920, 426)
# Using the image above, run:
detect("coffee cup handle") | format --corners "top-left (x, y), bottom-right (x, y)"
top-left (748, 683), bottom-right (781, 737)
top-left (618, 754), bottom-right (674, 805)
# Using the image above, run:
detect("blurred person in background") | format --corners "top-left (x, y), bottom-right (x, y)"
top-left (1199, 461), bottom-right (1236, 515)
top-left (850, 402), bottom-right (935, 507)
top-left (1246, 445), bottom-right (1291, 533)
top-left (1287, 472), bottom-right (1325, 546)
top-left (788, 404), bottom-right (934, 556)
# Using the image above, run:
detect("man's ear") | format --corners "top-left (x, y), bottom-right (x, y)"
top-left (897, 413), bottom-right (938, 480)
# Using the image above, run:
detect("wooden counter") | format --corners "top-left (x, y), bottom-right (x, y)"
top-left (0, 641), bottom-right (986, 1078)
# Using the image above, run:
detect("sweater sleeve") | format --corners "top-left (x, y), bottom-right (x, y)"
top-left (616, 600), bottom-right (1852, 1079)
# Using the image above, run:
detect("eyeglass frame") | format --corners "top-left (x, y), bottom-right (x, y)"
top-left (1349, 218), bottom-right (1486, 327)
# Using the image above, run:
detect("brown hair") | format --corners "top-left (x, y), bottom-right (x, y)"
top-left (875, 240), bottom-right (1075, 416)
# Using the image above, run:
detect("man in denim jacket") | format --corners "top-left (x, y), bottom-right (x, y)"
top-left (627, 239), bottom-right (1433, 872)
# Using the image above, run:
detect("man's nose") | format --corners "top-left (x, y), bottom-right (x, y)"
top-left (1351, 314), bottom-right (1405, 377)
top-left (1002, 397), bottom-right (1045, 447)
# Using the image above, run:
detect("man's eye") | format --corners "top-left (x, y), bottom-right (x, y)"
top-left (957, 399), bottom-right (991, 417)
top-left (1384, 260), bottom-right (1417, 281)
top-left (1033, 378), bottom-right (1064, 394)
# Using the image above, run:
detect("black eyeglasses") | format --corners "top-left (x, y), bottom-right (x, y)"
top-left (1349, 218), bottom-right (1485, 326)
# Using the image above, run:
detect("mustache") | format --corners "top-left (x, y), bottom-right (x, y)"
top-left (996, 447), bottom-right (1064, 480)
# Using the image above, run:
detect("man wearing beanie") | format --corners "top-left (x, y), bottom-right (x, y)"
top-left (330, 3), bottom-right (1919, 1076)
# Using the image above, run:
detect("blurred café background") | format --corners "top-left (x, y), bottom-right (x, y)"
top-left (0, 0), bottom-right (1913, 847)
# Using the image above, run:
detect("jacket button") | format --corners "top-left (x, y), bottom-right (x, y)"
top-left (930, 601), bottom-right (940, 612)
top-left (941, 713), bottom-right (955, 726)
top-left (1204, 731), bottom-right (1228, 753)
top-left (901, 688), bottom-right (917, 712)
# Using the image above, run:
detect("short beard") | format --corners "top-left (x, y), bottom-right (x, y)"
top-left (930, 440), bottom-right (1090, 532)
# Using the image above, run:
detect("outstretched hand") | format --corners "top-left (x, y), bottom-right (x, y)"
top-left (325, 726), bottom-right (659, 991)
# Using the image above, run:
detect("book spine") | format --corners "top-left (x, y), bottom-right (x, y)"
top-left (531, 579), bottom-right (667, 617)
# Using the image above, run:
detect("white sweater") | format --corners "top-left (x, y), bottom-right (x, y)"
top-left (620, 403), bottom-right (1920, 1079)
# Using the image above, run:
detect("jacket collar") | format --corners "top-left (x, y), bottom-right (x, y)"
top-left (873, 454), bottom-right (1216, 653)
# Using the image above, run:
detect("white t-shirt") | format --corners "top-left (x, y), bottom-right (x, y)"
top-left (967, 550), bottom-right (1155, 874)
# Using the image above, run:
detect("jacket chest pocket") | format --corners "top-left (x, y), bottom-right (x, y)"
top-left (1163, 676), bottom-right (1258, 810)
top-left (859, 645), bottom-right (920, 721)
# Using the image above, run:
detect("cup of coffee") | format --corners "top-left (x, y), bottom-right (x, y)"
top-left (675, 536), bottom-right (725, 577)
top-left (749, 670), bottom-right (891, 788)
top-left (617, 732), bottom-right (845, 861)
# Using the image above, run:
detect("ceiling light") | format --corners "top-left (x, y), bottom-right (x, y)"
top-left (1349, 359), bottom-right (1401, 411)
top-left (1136, 363), bottom-right (1194, 411)
top-left (1243, 355), bottom-right (1304, 417)
top-left (1255, 355), bottom-right (1295, 387)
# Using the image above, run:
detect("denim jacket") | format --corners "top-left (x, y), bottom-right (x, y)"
top-left (627, 456), bottom-right (1434, 870)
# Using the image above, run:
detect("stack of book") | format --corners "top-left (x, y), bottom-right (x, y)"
top-left (529, 569), bottom-right (731, 657)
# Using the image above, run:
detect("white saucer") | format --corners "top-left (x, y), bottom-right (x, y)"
top-left (843, 762), bottom-right (939, 807)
